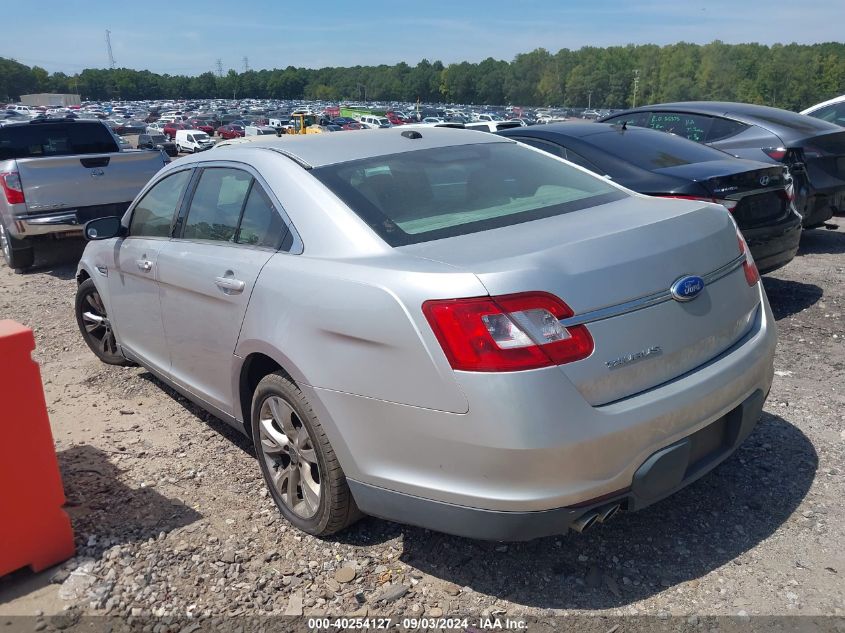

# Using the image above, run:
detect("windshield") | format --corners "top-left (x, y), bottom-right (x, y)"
top-left (312, 142), bottom-right (626, 246)
top-left (150, 134), bottom-right (167, 143)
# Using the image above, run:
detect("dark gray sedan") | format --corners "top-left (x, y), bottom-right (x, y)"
top-left (601, 102), bottom-right (845, 228)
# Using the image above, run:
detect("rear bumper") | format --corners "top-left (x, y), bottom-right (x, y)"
top-left (347, 389), bottom-right (765, 541)
top-left (9, 203), bottom-right (131, 238)
top-left (743, 210), bottom-right (802, 274)
top-left (306, 283), bottom-right (776, 538)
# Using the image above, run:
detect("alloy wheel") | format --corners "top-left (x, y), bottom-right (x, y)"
top-left (258, 396), bottom-right (322, 519)
top-left (81, 290), bottom-right (118, 356)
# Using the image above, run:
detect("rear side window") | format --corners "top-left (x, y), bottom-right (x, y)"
top-left (312, 142), bottom-right (626, 247)
top-left (0, 122), bottom-right (119, 159)
top-left (129, 170), bottom-right (192, 238)
top-left (236, 185), bottom-right (287, 248)
top-left (182, 168), bottom-right (251, 242)
top-left (706, 118), bottom-right (749, 142)
top-left (646, 112), bottom-right (712, 142)
top-left (603, 112), bottom-right (649, 127)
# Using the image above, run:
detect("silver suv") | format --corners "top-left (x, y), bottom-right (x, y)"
top-left (76, 128), bottom-right (776, 540)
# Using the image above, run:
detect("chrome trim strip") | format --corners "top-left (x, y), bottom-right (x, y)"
top-left (24, 212), bottom-right (78, 225)
top-left (560, 254), bottom-right (746, 327)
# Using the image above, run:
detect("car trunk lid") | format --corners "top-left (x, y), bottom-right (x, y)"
top-left (402, 195), bottom-right (760, 405)
top-left (653, 159), bottom-right (791, 228)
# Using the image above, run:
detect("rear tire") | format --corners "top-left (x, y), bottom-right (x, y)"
top-left (251, 372), bottom-right (360, 536)
top-left (0, 221), bottom-right (34, 272)
top-left (75, 278), bottom-right (130, 365)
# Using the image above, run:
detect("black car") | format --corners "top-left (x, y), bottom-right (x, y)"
top-left (136, 133), bottom-right (178, 157)
top-left (599, 102), bottom-right (845, 229)
top-left (499, 122), bottom-right (802, 273)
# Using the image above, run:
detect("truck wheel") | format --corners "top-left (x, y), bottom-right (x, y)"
top-left (251, 372), bottom-right (361, 536)
top-left (0, 221), bottom-right (34, 273)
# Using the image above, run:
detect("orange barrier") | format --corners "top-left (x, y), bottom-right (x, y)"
top-left (0, 320), bottom-right (75, 575)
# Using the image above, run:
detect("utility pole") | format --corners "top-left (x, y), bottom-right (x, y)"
top-left (105, 30), bottom-right (116, 69)
top-left (632, 69), bottom-right (640, 108)
top-left (216, 59), bottom-right (223, 78)
top-left (242, 57), bottom-right (249, 73)
top-left (588, 90), bottom-right (593, 110)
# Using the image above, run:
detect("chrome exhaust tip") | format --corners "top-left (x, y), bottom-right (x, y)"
top-left (570, 512), bottom-right (599, 533)
top-left (596, 503), bottom-right (621, 524)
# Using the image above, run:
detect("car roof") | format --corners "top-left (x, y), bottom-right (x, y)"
top-left (604, 101), bottom-right (839, 137)
top-left (801, 94), bottom-right (845, 114)
top-left (209, 127), bottom-right (508, 168)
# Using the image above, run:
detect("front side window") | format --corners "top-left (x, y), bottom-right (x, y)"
top-left (312, 142), bottom-right (625, 247)
top-left (182, 168), bottom-right (251, 242)
top-left (129, 169), bottom-right (192, 238)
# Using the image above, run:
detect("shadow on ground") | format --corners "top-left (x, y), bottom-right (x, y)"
top-left (18, 238), bottom-right (86, 280)
top-left (135, 371), bottom-right (254, 456)
top-left (762, 277), bottom-right (823, 320)
top-left (335, 413), bottom-right (816, 610)
top-left (797, 224), bottom-right (845, 256)
top-left (58, 444), bottom-right (202, 545)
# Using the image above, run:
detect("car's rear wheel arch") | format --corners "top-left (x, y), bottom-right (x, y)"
top-left (239, 352), bottom-right (296, 436)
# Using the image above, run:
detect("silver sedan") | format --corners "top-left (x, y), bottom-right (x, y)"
top-left (76, 128), bottom-right (776, 540)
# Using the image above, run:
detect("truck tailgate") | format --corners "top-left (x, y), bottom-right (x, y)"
top-left (16, 151), bottom-right (165, 215)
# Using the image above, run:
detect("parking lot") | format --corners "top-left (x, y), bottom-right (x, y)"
top-left (0, 224), bottom-right (842, 620)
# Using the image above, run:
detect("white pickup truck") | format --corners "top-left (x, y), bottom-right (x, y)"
top-left (0, 119), bottom-right (167, 271)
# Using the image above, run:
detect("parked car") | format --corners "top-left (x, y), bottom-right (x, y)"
top-left (137, 133), bottom-right (178, 157)
top-left (600, 102), bottom-right (845, 228)
top-left (162, 121), bottom-right (191, 139)
top-left (0, 119), bottom-right (167, 271)
top-left (175, 129), bottom-right (215, 153)
top-left (216, 124), bottom-right (245, 139)
top-left (187, 119), bottom-right (216, 135)
top-left (244, 125), bottom-right (278, 136)
top-left (465, 121), bottom-right (522, 133)
top-left (499, 122), bottom-right (803, 273)
top-left (359, 115), bottom-right (391, 129)
top-left (800, 95), bottom-right (845, 128)
top-left (75, 128), bottom-right (775, 540)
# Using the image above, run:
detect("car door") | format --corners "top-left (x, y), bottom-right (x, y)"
top-left (156, 165), bottom-right (290, 415)
top-left (109, 168), bottom-right (193, 373)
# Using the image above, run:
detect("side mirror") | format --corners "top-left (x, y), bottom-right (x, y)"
top-left (84, 216), bottom-right (125, 241)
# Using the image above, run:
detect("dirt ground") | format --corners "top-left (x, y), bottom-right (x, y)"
top-left (0, 225), bottom-right (843, 622)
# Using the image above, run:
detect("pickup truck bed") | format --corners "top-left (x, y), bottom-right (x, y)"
top-left (0, 119), bottom-right (167, 271)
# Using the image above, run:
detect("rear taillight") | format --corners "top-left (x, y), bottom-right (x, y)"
top-left (0, 171), bottom-right (24, 205)
top-left (737, 230), bottom-right (760, 286)
top-left (422, 292), bottom-right (594, 372)
top-left (658, 195), bottom-right (737, 212)
top-left (763, 147), bottom-right (787, 162)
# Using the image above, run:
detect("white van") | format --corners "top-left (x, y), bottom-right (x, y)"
top-left (175, 129), bottom-right (215, 153)
top-left (244, 125), bottom-right (278, 136)
top-left (359, 115), bottom-right (391, 129)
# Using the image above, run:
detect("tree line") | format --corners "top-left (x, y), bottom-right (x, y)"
top-left (2, 41), bottom-right (844, 111)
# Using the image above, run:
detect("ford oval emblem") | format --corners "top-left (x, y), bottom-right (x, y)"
top-left (670, 275), bottom-right (705, 302)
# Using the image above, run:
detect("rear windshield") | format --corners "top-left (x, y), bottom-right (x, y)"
top-left (587, 129), bottom-right (731, 168)
top-left (312, 142), bottom-right (626, 246)
top-left (0, 122), bottom-right (119, 159)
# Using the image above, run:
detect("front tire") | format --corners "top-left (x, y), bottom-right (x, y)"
top-left (75, 278), bottom-right (129, 365)
top-left (0, 221), bottom-right (34, 272)
top-left (251, 372), bottom-right (360, 536)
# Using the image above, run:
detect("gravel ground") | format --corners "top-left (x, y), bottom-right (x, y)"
top-left (0, 225), bottom-right (843, 622)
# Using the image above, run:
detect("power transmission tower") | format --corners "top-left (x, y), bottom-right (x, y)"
top-left (242, 57), bottom-right (249, 73)
top-left (216, 59), bottom-right (223, 78)
top-left (632, 69), bottom-right (640, 108)
top-left (105, 30), bottom-right (116, 69)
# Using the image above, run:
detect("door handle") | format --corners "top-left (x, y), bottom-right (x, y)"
top-left (215, 276), bottom-right (245, 293)
top-left (136, 259), bottom-right (153, 272)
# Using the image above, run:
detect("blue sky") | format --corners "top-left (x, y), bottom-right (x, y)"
top-left (4, 0), bottom-right (842, 74)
